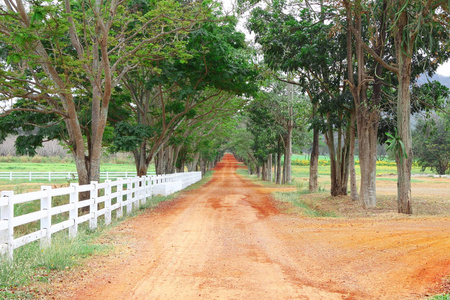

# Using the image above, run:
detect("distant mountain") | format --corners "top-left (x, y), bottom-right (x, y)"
top-left (416, 73), bottom-right (450, 89)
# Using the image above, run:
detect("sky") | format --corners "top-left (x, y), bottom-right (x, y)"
top-left (436, 62), bottom-right (450, 76)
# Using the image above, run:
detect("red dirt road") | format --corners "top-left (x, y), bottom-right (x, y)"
top-left (65, 154), bottom-right (450, 299)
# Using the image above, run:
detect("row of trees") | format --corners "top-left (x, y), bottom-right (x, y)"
top-left (0, 0), bottom-right (258, 186)
top-left (237, 0), bottom-right (449, 214)
top-left (0, 0), bottom-right (448, 215)
top-left (228, 80), bottom-right (310, 185)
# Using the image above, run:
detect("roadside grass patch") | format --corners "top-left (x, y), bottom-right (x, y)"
top-left (236, 169), bottom-right (283, 188)
top-left (274, 190), bottom-right (337, 217)
top-left (236, 169), bottom-right (336, 217)
top-left (0, 226), bottom-right (108, 299)
top-left (430, 295), bottom-right (450, 300)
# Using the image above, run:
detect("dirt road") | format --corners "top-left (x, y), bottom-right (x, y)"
top-left (63, 154), bottom-right (450, 299)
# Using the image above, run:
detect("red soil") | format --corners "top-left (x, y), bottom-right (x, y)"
top-left (54, 153), bottom-right (450, 299)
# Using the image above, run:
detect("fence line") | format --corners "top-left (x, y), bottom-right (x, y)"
top-left (0, 171), bottom-right (202, 260)
top-left (0, 171), bottom-right (156, 181)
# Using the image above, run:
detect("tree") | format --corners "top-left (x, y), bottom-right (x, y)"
top-left (341, 0), bottom-right (450, 213)
top-left (112, 17), bottom-right (258, 175)
top-left (349, 0), bottom-right (449, 213)
top-left (241, 80), bottom-right (310, 184)
top-left (0, 0), bottom-right (209, 186)
top-left (343, 0), bottom-right (390, 207)
top-left (413, 111), bottom-right (450, 175)
top-left (247, 2), bottom-right (355, 195)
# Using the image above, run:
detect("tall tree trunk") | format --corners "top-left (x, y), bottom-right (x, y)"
top-left (262, 162), bottom-right (267, 181)
top-left (325, 113), bottom-right (350, 196)
top-left (309, 125), bottom-right (319, 192)
top-left (267, 154), bottom-right (272, 182)
top-left (283, 124), bottom-right (293, 184)
top-left (273, 153), bottom-right (277, 182)
top-left (394, 11), bottom-right (413, 214)
top-left (200, 159), bottom-right (206, 176)
top-left (349, 110), bottom-right (358, 201)
top-left (345, 5), bottom-right (382, 208)
top-left (276, 146), bottom-right (282, 184)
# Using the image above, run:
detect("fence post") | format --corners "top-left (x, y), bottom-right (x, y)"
top-left (132, 178), bottom-right (139, 211)
top-left (117, 178), bottom-right (123, 219)
top-left (9, 172), bottom-right (12, 181)
top-left (126, 178), bottom-right (132, 214)
top-left (0, 191), bottom-right (14, 260)
top-left (89, 182), bottom-right (98, 230)
top-left (40, 186), bottom-right (52, 249)
top-left (140, 177), bottom-right (146, 206)
top-left (69, 183), bottom-right (79, 239)
top-left (146, 176), bottom-right (152, 202)
top-left (105, 180), bottom-right (112, 225)
top-left (29, 172), bottom-right (32, 182)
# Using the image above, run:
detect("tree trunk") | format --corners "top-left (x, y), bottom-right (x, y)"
top-left (394, 9), bottom-right (413, 214)
top-left (134, 142), bottom-right (149, 177)
top-left (283, 123), bottom-right (292, 184)
top-left (155, 149), bottom-right (165, 175)
top-left (187, 152), bottom-right (200, 172)
top-left (349, 111), bottom-right (358, 201)
top-left (164, 146), bottom-right (175, 174)
top-left (345, 6), bottom-right (381, 208)
top-left (273, 153), bottom-right (277, 182)
top-left (267, 154), bottom-right (272, 182)
top-left (309, 125), bottom-right (319, 192)
top-left (200, 160), bottom-right (205, 176)
top-left (357, 107), bottom-right (379, 208)
top-left (262, 162), bottom-right (267, 181)
top-left (324, 113), bottom-right (350, 196)
top-left (396, 68), bottom-right (413, 214)
top-left (276, 149), bottom-right (282, 184)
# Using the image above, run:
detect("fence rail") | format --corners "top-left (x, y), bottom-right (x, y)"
top-left (0, 171), bottom-right (156, 181)
top-left (0, 171), bottom-right (202, 260)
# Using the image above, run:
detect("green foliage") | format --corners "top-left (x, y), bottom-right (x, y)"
top-left (112, 122), bottom-right (155, 152)
top-left (385, 129), bottom-right (408, 165)
top-left (413, 111), bottom-right (450, 175)
top-left (112, 12), bottom-right (258, 172)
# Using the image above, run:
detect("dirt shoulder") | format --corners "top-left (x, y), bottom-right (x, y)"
top-left (44, 154), bottom-right (450, 299)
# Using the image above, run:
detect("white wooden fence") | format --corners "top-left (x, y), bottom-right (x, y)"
top-left (0, 171), bottom-right (156, 181)
top-left (0, 171), bottom-right (202, 260)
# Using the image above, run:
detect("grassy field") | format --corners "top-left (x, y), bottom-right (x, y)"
top-left (0, 162), bottom-right (140, 173)
top-left (237, 158), bottom-right (450, 218)
top-left (289, 163), bottom-right (432, 178)
top-left (0, 157), bottom-right (150, 193)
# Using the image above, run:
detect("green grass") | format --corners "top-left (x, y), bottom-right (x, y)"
top-left (0, 161), bottom-right (155, 192)
top-left (290, 164), bottom-right (431, 178)
top-left (274, 190), bottom-right (336, 217)
top-left (0, 162), bottom-right (143, 173)
top-left (0, 226), bottom-right (108, 299)
top-left (430, 295), bottom-right (450, 300)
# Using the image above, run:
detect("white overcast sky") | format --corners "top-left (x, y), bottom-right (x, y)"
top-left (219, 0), bottom-right (450, 77)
